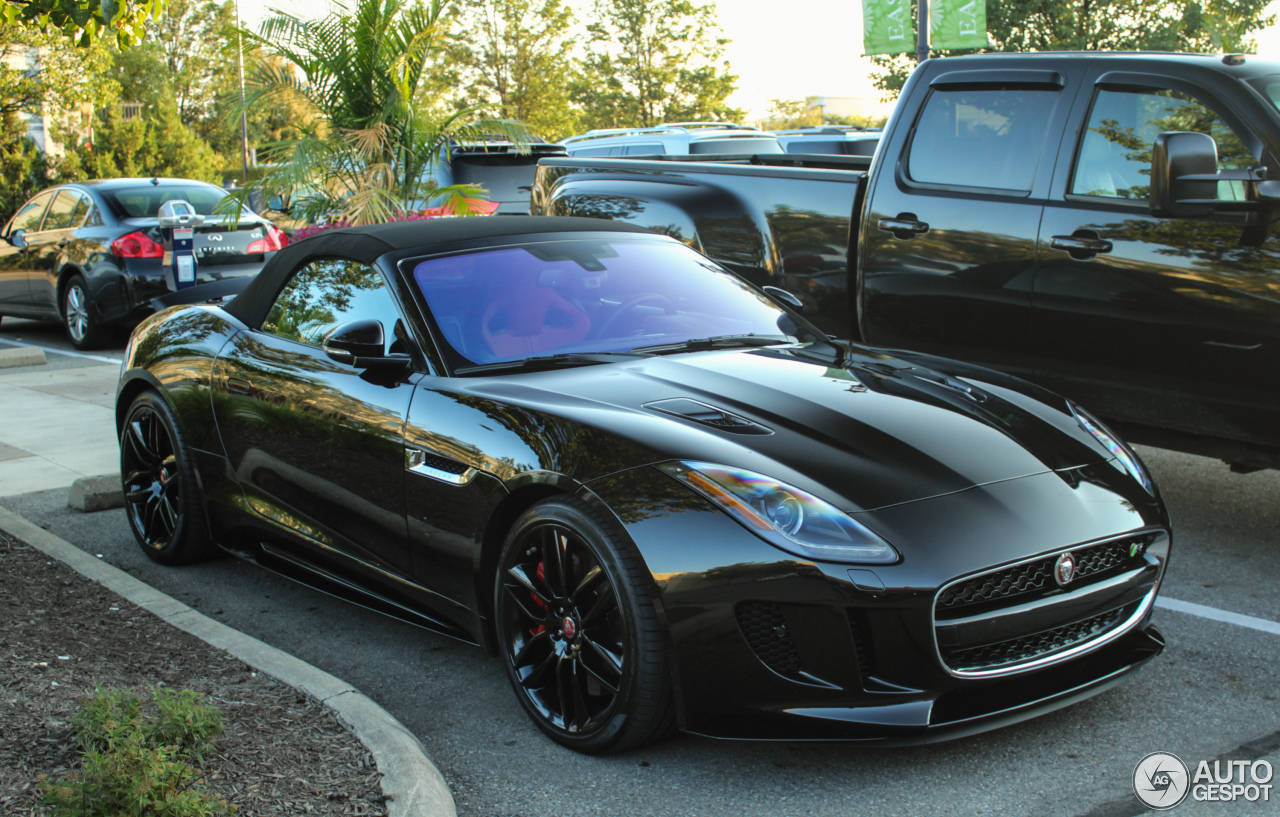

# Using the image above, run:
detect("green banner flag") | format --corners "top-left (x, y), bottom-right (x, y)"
top-left (929, 0), bottom-right (989, 50)
top-left (863, 0), bottom-right (915, 56)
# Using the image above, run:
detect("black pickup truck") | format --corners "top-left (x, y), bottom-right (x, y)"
top-left (531, 51), bottom-right (1280, 472)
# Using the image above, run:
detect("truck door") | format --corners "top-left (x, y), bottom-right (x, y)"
top-left (859, 66), bottom-right (1081, 379)
top-left (1033, 70), bottom-right (1280, 449)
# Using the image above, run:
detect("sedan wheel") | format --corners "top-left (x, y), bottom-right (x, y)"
top-left (496, 497), bottom-right (674, 753)
top-left (120, 392), bottom-right (214, 565)
top-left (62, 276), bottom-right (107, 350)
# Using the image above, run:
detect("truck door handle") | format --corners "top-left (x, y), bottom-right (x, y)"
top-left (877, 215), bottom-right (929, 239)
top-left (1050, 233), bottom-right (1113, 259)
top-left (226, 377), bottom-right (253, 396)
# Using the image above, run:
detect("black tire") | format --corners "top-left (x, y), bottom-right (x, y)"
top-left (120, 391), bottom-right (215, 565)
top-left (62, 274), bottom-right (108, 350)
top-left (495, 496), bottom-right (675, 753)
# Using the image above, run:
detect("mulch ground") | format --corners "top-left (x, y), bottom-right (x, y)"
top-left (0, 531), bottom-right (389, 816)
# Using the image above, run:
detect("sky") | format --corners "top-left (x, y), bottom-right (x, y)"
top-left (233, 0), bottom-right (1280, 122)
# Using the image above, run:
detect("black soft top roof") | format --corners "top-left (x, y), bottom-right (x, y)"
top-left (223, 216), bottom-right (655, 328)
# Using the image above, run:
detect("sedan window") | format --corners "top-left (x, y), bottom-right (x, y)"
top-left (6, 191), bottom-right (55, 234)
top-left (43, 190), bottom-right (90, 230)
top-left (100, 184), bottom-right (242, 218)
top-left (262, 258), bottom-right (402, 349)
top-left (410, 237), bottom-right (816, 368)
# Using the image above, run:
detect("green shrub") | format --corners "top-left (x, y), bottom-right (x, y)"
top-left (150, 687), bottom-right (224, 764)
top-left (41, 687), bottom-right (234, 817)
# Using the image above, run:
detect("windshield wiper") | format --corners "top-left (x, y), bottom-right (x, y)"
top-left (453, 352), bottom-right (652, 375)
top-left (631, 334), bottom-right (795, 355)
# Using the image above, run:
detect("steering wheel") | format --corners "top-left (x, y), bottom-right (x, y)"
top-left (593, 293), bottom-right (675, 339)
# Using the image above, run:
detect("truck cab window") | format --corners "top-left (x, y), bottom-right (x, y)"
top-left (1071, 87), bottom-right (1253, 202)
top-left (907, 88), bottom-right (1058, 192)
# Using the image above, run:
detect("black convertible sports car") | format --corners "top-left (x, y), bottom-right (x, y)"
top-left (116, 217), bottom-right (1170, 753)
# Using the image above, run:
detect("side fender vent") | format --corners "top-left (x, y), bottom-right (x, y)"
top-left (644, 398), bottom-right (771, 435)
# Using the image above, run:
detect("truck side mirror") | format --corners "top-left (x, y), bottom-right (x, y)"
top-left (1149, 132), bottom-right (1219, 218)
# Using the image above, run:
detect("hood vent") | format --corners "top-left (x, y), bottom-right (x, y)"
top-left (643, 398), bottom-right (772, 435)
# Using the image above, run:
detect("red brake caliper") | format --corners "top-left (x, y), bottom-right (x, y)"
top-left (529, 562), bottom-right (547, 636)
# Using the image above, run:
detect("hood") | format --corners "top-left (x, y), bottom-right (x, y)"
top-left (459, 345), bottom-right (1114, 512)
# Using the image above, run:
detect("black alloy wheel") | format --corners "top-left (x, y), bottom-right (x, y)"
top-left (120, 392), bottom-right (214, 565)
top-left (62, 275), bottom-right (107, 350)
top-left (496, 497), bottom-right (674, 753)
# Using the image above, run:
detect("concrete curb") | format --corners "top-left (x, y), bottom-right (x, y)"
top-left (69, 475), bottom-right (125, 512)
top-left (0, 346), bottom-right (46, 369)
top-left (0, 504), bottom-right (456, 817)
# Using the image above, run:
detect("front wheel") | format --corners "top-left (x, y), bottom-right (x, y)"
top-left (62, 275), bottom-right (108, 350)
top-left (495, 497), bottom-right (674, 753)
top-left (120, 391), bottom-right (215, 564)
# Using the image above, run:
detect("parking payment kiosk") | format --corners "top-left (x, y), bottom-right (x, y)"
top-left (157, 200), bottom-right (205, 291)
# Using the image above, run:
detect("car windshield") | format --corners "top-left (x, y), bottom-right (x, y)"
top-left (410, 237), bottom-right (816, 369)
top-left (100, 184), bottom-right (235, 218)
top-left (1248, 75), bottom-right (1280, 115)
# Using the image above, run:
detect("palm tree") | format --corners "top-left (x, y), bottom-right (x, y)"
top-left (226, 0), bottom-right (528, 226)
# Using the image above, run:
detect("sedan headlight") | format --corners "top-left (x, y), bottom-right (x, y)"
top-left (656, 461), bottom-right (898, 564)
top-left (1069, 401), bottom-right (1154, 494)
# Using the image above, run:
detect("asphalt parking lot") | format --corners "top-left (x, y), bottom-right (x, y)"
top-left (3, 319), bottom-right (1278, 816)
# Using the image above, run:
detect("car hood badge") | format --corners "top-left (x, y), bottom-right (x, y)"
top-left (1055, 551), bottom-right (1078, 586)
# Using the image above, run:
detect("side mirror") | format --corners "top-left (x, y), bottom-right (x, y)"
top-left (763, 285), bottom-right (805, 311)
top-left (1150, 132), bottom-right (1219, 218)
top-left (7, 229), bottom-right (28, 249)
top-left (322, 320), bottom-right (411, 370)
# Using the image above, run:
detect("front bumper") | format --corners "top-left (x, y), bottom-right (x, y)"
top-left (583, 460), bottom-right (1170, 742)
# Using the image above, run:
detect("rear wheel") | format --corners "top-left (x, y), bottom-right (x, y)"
top-left (495, 497), bottom-right (674, 753)
top-left (120, 391), bottom-right (215, 564)
top-left (62, 275), bottom-right (107, 350)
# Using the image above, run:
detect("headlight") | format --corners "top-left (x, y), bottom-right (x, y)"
top-left (1069, 401), bottom-right (1154, 494)
top-left (656, 461), bottom-right (899, 564)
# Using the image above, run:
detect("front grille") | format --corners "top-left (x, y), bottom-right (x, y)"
top-left (737, 601), bottom-right (801, 675)
top-left (936, 535), bottom-right (1149, 616)
top-left (941, 608), bottom-right (1125, 672)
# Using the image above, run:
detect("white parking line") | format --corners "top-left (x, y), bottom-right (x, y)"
top-left (0, 338), bottom-right (122, 365)
top-left (1157, 596), bottom-right (1280, 636)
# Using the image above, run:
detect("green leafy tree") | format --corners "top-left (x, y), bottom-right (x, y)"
top-left (758, 98), bottom-right (822, 130)
top-left (1, 22), bottom-right (118, 119)
top-left (433, 0), bottom-right (580, 140)
top-left (226, 0), bottom-right (529, 226)
top-left (1, 0), bottom-right (166, 47)
top-left (573, 0), bottom-right (743, 130)
top-left (79, 95), bottom-right (224, 180)
top-left (870, 0), bottom-right (1275, 98)
top-left (107, 0), bottom-right (233, 123)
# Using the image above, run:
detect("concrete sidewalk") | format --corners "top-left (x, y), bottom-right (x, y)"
top-left (0, 351), bottom-right (120, 497)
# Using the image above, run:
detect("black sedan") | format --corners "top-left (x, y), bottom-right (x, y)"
top-left (1, 178), bottom-right (286, 349)
top-left (115, 217), bottom-right (1170, 753)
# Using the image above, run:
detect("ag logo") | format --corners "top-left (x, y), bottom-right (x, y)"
top-left (1134, 751), bottom-right (1190, 810)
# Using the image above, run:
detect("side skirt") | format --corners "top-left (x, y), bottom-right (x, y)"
top-left (221, 540), bottom-right (480, 647)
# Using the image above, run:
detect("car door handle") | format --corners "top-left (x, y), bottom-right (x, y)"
top-left (226, 377), bottom-right (253, 396)
top-left (1050, 234), bottom-right (1113, 257)
top-left (877, 216), bottom-right (930, 239)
